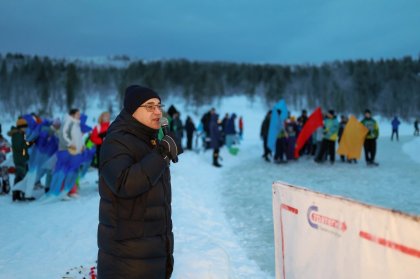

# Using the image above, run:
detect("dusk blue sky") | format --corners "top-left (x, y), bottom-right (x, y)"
top-left (0, 0), bottom-right (419, 64)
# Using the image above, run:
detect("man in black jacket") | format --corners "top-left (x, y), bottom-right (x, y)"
top-left (97, 85), bottom-right (182, 279)
top-left (260, 110), bottom-right (272, 162)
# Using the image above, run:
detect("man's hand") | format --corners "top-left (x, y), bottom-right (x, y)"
top-left (158, 133), bottom-right (183, 164)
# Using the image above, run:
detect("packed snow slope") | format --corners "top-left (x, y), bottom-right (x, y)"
top-left (0, 96), bottom-right (419, 278)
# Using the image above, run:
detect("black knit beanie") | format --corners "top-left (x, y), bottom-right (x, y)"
top-left (124, 85), bottom-right (161, 115)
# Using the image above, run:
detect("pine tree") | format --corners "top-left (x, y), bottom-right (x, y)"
top-left (65, 63), bottom-right (79, 110)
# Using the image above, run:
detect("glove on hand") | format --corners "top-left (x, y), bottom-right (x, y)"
top-left (159, 133), bottom-right (183, 164)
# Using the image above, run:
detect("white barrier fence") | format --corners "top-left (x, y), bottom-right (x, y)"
top-left (272, 182), bottom-right (420, 279)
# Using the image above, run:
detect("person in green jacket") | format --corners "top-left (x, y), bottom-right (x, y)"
top-left (315, 110), bottom-right (339, 164)
top-left (361, 109), bottom-right (379, 166)
top-left (8, 117), bottom-right (30, 201)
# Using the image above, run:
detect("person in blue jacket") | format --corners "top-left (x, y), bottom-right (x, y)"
top-left (391, 116), bottom-right (401, 141)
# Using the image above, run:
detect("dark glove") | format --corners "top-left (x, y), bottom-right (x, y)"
top-left (158, 133), bottom-right (183, 164)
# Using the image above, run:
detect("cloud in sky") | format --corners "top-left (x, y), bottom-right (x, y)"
top-left (0, 0), bottom-right (418, 64)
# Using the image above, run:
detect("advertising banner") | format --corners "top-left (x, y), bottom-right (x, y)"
top-left (272, 182), bottom-right (420, 279)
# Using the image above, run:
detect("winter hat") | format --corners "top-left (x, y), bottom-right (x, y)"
top-left (124, 85), bottom-right (161, 115)
top-left (364, 109), bottom-right (371, 114)
top-left (52, 118), bottom-right (61, 129)
top-left (328, 110), bottom-right (335, 116)
top-left (16, 118), bottom-right (28, 129)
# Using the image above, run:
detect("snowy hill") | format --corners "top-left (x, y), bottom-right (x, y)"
top-left (0, 96), bottom-right (419, 278)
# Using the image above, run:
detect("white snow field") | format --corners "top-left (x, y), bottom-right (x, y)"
top-left (0, 96), bottom-right (419, 278)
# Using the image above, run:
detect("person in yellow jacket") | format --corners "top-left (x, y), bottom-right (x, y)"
top-left (315, 110), bottom-right (339, 164)
top-left (361, 109), bottom-right (379, 166)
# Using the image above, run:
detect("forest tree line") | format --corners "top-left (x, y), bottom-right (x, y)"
top-left (0, 52), bottom-right (419, 119)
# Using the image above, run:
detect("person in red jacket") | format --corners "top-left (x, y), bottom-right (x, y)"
top-left (0, 125), bottom-right (11, 195)
top-left (238, 116), bottom-right (244, 140)
top-left (90, 112), bottom-right (110, 170)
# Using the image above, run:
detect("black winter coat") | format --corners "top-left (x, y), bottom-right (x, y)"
top-left (260, 115), bottom-right (271, 138)
top-left (8, 127), bottom-right (29, 168)
top-left (97, 110), bottom-right (173, 279)
top-left (209, 115), bottom-right (222, 149)
top-left (184, 119), bottom-right (196, 137)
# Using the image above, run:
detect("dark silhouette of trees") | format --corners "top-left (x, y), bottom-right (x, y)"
top-left (65, 63), bottom-right (79, 110)
top-left (0, 52), bottom-right (419, 119)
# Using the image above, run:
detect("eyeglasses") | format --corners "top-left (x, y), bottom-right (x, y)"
top-left (139, 104), bottom-right (165, 112)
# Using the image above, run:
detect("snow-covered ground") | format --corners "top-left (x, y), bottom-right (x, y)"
top-left (0, 96), bottom-right (419, 278)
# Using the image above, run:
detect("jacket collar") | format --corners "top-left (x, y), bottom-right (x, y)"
top-left (109, 109), bottom-right (159, 146)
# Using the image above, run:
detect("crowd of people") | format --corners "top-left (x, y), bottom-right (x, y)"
top-left (162, 106), bottom-right (243, 168)
top-left (1, 103), bottom-right (418, 201)
top-left (198, 108), bottom-right (243, 167)
top-left (260, 108), bottom-right (419, 166)
top-left (0, 110), bottom-right (110, 201)
top-left (0, 103), bottom-right (244, 201)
